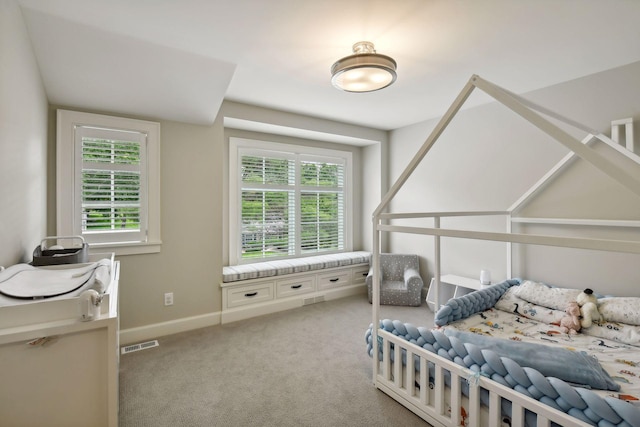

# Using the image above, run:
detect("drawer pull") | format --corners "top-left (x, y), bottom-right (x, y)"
top-left (291, 284), bottom-right (303, 289)
top-left (329, 278), bottom-right (340, 282)
top-left (362, 273), bottom-right (368, 276)
top-left (244, 292), bottom-right (258, 297)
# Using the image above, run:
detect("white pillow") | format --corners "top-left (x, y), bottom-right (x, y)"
top-left (512, 280), bottom-right (581, 311)
top-left (582, 320), bottom-right (640, 347)
top-left (495, 287), bottom-right (566, 325)
top-left (598, 297), bottom-right (640, 326)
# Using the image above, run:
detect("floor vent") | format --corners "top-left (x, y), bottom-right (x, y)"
top-left (121, 340), bottom-right (159, 355)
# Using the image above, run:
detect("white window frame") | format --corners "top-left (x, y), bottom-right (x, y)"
top-left (57, 110), bottom-right (161, 255)
top-left (229, 137), bottom-right (353, 265)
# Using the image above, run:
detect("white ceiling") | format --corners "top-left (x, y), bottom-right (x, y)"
top-left (18, 0), bottom-right (640, 131)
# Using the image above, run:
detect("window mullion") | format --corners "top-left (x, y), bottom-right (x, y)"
top-left (294, 157), bottom-right (301, 257)
top-left (261, 158), bottom-right (266, 256)
top-left (315, 192), bottom-right (320, 251)
top-left (110, 142), bottom-right (115, 231)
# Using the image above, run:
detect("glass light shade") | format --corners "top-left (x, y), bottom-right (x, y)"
top-left (480, 270), bottom-right (491, 286)
top-left (331, 42), bottom-right (397, 92)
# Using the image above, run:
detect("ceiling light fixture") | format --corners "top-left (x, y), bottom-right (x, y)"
top-left (331, 41), bottom-right (397, 93)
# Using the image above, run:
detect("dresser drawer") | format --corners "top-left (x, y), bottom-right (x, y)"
top-left (226, 282), bottom-right (274, 308)
top-left (351, 265), bottom-right (370, 285)
top-left (276, 276), bottom-right (315, 298)
top-left (317, 269), bottom-right (351, 290)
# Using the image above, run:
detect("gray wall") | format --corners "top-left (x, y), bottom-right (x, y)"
top-left (44, 106), bottom-right (225, 331)
top-left (362, 142), bottom-right (388, 252)
top-left (0, 0), bottom-right (48, 267)
top-left (116, 117), bottom-right (224, 330)
top-left (387, 62), bottom-right (640, 296)
top-left (41, 101), bottom-right (384, 332)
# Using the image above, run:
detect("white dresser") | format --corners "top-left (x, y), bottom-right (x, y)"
top-left (0, 260), bottom-right (120, 427)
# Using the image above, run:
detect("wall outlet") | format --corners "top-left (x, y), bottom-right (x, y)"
top-left (164, 292), bottom-right (174, 306)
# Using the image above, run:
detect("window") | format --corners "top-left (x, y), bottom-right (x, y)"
top-left (230, 138), bottom-right (352, 264)
top-left (57, 110), bottom-right (161, 255)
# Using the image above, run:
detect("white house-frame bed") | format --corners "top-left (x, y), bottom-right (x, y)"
top-left (369, 75), bottom-right (640, 427)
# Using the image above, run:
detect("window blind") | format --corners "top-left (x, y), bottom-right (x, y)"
top-left (239, 151), bottom-right (346, 260)
top-left (75, 126), bottom-right (147, 244)
top-left (299, 160), bottom-right (344, 253)
top-left (82, 137), bottom-right (141, 231)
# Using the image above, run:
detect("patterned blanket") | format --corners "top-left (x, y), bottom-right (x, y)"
top-left (438, 304), bottom-right (640, 405)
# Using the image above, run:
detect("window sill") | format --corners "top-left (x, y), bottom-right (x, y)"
top-left (88, 241), bottom-right (162, 256)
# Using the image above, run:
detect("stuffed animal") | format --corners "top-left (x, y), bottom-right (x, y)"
top-left (576, 288), bottom-right (601, 328)
top-left (559, 301), bottom-right (581, 335)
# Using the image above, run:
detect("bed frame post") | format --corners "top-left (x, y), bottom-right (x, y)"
top-left (370, 76), bottom-right (476, 386)
top-left (371, 214), bottom-right (381, 384)
top-left (506, 213), bottom-right (512, 279)
top-left (434, 216), bottom-right (441, 312)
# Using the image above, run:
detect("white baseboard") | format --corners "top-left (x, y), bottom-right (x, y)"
top-left (119, 286), bottom-right (367, 345)
top-left (119, 311), bottom-right (221, 346)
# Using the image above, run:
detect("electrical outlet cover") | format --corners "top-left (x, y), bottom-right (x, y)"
top-left (164, 292), bottom-right (173, 306)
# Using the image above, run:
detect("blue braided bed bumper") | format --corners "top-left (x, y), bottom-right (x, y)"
top-left (366, 279), bottom-right (640, 427)
top-left (434, 279), bottom-right (519, 326)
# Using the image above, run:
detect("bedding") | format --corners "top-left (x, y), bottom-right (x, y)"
top-left (435, 280), bottom-right (640, 407)
top-left (442, 329), bottom-right (619, 391)
top-left (366, 318), bottom-right (640, 427)
top-left (368, 279), bottom-right (640, 427)
top-left (436, 280), bottom-right (640, 403)
top-left (598, 297), bottom-right (640, 326)
top-left (492, 286), bottom-right (640, 347)
top-left (512, 280), bottom-right (582, 311)
top-left (438, 310), bottom-right (640, 395)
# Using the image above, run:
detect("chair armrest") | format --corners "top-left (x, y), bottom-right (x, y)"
top-left (404, 268), bottom-right (423, 291)
top-left (366, 266), bottom-right (380, 285)
top-left (366, 266), bottom-right (385, 286)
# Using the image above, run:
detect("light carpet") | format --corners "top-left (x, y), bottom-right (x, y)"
top-left (119, 294), bottom-right (434, 426)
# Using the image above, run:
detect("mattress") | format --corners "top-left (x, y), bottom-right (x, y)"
top-left (438, 307), bottom-right (640, 406)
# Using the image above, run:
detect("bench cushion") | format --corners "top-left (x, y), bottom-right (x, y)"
top-left (222, 251), bottom-right (370, 283)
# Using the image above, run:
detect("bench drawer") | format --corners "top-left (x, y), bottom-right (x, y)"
top-left (226, 282), bottom-right (274, 308)
top-left (351, 265), bottom-right (370, 285)
top-left (276, 277), bottom-right (315, 298)
top-left (317, 269), bottom-right (351, 290)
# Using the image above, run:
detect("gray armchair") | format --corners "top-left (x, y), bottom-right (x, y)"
top-left (366, 254), bottom-right (424, 306)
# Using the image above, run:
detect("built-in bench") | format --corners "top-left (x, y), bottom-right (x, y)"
top-left (220, 251), bottom-right (371, 323)
top-left (222, 251), bottom-right (371, 283)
